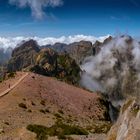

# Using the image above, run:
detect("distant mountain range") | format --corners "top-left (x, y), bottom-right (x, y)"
top-left (0, 35), bottom-right (111, 67)
top-left (5, 36), bottom-right (112, 85)
top-left (2, 35), bottom-right (140, 140)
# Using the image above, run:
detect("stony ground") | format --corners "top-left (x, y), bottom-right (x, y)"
top-left (0, 72), bottom-right (110, 140)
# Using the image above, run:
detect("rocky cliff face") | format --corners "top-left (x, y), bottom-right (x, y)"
top-left (92, 36), bottom-right (112, 55)
top-left (66, 41), bottom-right (93, 65)
top-left (43, 42), bottom-right (67, 53)
top-left (7, 40), bottom-right (40, 72)
top-left (42, 41), bottom-right (93, 65)
top-left (7, 41), bottom-right (81, 85)
top-left (31, 48), bottom-right (81, 85)
top-left (107, 99), bottom-right (140, 140)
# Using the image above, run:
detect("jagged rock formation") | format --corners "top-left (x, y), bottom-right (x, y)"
top-left (42, 41), bottom-right (93, 65)
top-left (43, 42), bottom-right (67, 53)
top-left (31, 48), bottom-right (81, 85)
top-left (7, 36), bottom-right (112, 72)
top-left (7, 41), bottom-right (81, 85)
top-left (66, 41), bottom-right (93, 65)
top-left (93, 36), bottom-right (112, 55)
top-left (7, 40), bottom-right (40, 72)
top-left (42, 36), bottom-right (112, 65)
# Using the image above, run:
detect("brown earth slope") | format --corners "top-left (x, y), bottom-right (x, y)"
top-left (0, 72), bottom-right (111, 140)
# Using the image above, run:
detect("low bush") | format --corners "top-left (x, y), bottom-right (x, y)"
top-left (58, 110), bottom-right (64, 114)
top-left (7, 72), bottom-right (15, 78)
top-left (54, 113), bottom-right (62, 118)
top-left (27, 125), bottom-right (48, 140)
top-left (28, 109), bottom-right (32, 113)
top-left (27, 121), bottom-right (88, 140)
top-left (18, 103), bottom-right (27, 109)
top-left (40, 100), bottom-right (46, 106)
top-left (39, 109), bottom-right (46, 114)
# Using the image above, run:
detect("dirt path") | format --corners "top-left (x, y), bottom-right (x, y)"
top-left (0, 73), bottom-right (28, 98)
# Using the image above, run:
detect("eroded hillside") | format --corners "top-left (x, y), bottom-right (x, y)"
top-left (0, 72), bottom-right (111, 140)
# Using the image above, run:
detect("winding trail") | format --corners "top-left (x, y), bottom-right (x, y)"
top-left (0, 73), bottom-right (28, 98)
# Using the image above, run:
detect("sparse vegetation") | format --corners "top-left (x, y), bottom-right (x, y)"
top-left (39, 108), bottom-right (50, 114)
top-left (4, 122), bottom-right (9, 125)
top-left (27, 124), bottom-right (48, 140)
top-left (28, 109), bottom-right (32, 113)
top-left (98, 98), bottom-right (111, 121)
top-left (39, 109), bottom-right (46, 114)
top-left (0, 77), bottom-right (3, 83)
top-left (54, 113), bottom-right (63, 118)
top-left (23, 98), bottom-right (26, 101)
top-left (40, 100), bottom-right (46, 106)
top-left (45, 108), bottom-right (50, 113)
top-left (58, 110), bottom-right (64, 114)
top-left (130, 102), bottom-right (140, 117)
top-left (18, 103), bottom-right (27, 109)
top-left (122, 99), bottom-right (133, 113)
top-left (27, 121), bottom-right (88, 140)
top-left (7, 72), bottom-right (16, 78)
top-left (86, 121), bottom-right (112, 134)
top-left (31, 101), bottom-right (36, 106)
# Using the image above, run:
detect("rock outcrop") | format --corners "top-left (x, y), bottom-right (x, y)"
top-left (67, 41), bottom-right (93, 64)
top-left (7, 41), bottom-right (81, 85)
top-left (107, 99), bottom-right (140, 140)
top-left (43, 42), bottom-right (67, 53)
top-left (42, 41), bottom-right (93, 65)
top-left (7, 40), bottom-right (40, 72)
top-left (31, 48), bottom-right (81, 85)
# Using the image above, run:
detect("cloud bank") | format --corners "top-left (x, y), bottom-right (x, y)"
top-left (0, 35), bottom-right (110, 49)
top-left (80, 35), bottom-right (140, 105)
top-left (9, 0), bottom-right (63, 19)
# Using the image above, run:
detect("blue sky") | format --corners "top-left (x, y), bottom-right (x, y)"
top-left (0, 0), bottom-right (140, 37)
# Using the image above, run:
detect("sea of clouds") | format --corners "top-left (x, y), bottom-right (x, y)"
top-left (0, 35), bottom-right (110, 49)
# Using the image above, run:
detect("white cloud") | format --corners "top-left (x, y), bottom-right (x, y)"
top-left (0, 35), bottom-right (110, 49)
top-left (9, 0), bottom-right (63, 19)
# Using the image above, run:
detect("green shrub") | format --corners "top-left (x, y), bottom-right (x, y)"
top-left (7, 72), bottom-right (15, 78)
top-left (122, 100), bottom-right (133, 113)
top-left (39, 109), bottom-right (46, 114)
top-left (18, 103), bottom-right (27, 109)
top-left (40, 100), bottom-right (46, 106)
top-left (58, 134), bottom-right (66, 139)
top-left (31, 101), bottom-right (36, 106)
top-left (0, 77), bottom-right (3, 83)
top-left (45, 109), bottom-right (50, 113)
top-left (58, 110), bottom-right (64, 114)
top-left (28, 109), bottom-right (32, 113)
top-left (86, 121), bottom-right (112, 134)
top-left (27, 125), bottom-right (48, 140)
top-left (56, 122), bottom-right (88, 135)
top-left (4, 122), bottom-right (9, 125)
top-left (54, 113), bottom-right (62, 118)
top-left (27, 122), bottom-right (88, 140)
